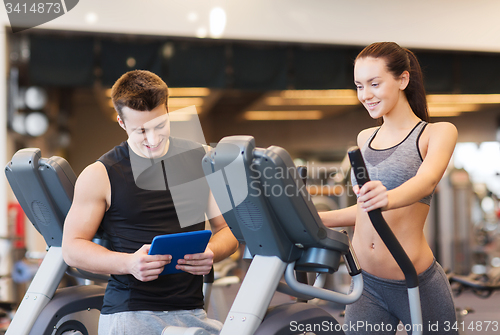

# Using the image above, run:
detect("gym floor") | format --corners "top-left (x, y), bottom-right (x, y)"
top-left (207, 277), bottom-right (500, 335)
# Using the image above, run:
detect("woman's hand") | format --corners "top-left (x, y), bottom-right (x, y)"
top-left (354, 181), bottom-right (389, 212)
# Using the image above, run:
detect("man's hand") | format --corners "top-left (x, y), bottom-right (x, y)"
top-left (129, 244), bottom-right (172, 282)
top-left (176, 246), bottom-right (214, 275)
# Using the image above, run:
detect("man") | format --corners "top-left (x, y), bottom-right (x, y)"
top-left (62, 70), bottom-right (238, 335)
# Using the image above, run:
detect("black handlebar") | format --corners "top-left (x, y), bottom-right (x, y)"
top-left (348, 147), bottom-right (419, 289)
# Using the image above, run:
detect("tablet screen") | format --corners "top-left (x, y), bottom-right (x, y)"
top-left (148, 230), bottom-right (212, 275)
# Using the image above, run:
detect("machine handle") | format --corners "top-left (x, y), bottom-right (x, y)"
top-left (348, 147), bottom-right (423, 335)
top-left (341, 230), bottom-right (362, 277)
top-left (284, 262), bottom-right (363, 305)
top-left (347, 147), bottom-right (418, 289)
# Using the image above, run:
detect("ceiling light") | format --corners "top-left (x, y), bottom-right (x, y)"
top-left (428, 104), bottom-right (479, 117)
top-left (25, 86), bottom-right (47, 110)
top-left (280, 89), bottom-right (357, 99)
top-left (266, 97), bottom-right (359, 106)
top-left (196, 27), bottom-right (208, 38)
top-left (427, 94), bottom-right (500, 104)
top-left (243, 110), bottom-right (323, 121)
top-left (85, 12), bottom-right (98, 24)
top-left (126, 57), bottom-right (136, 68)
top-left (187, 12), bottom-right (198, 22)
top-left (11, 113), bottom-right (26, 135)
top-left (169, 87), bottom-right (211, 97)
top-left (428, 110), bottom-right (462, 117)
top-left (25, 111), bottom-right (49, 137)
top-left (169, 97), bottom-right (204, 107)
top-left (266, 89), bottom-right (359, 106)
top-left (209, 7), bottom-right (226, 38)
top-left (169, 106), bottom-right (199, 122)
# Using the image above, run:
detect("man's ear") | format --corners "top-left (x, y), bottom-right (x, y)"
top-left (400, 71), bottom-right (410, 90)
top-left (117, 115), bottom-right (126, 131)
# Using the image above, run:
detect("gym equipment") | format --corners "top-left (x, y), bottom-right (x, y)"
top-left (5, 148), bottom-right (107, 335)
top-left (348, 146), bottom-right (423, 335)
top-left (163, 138), bottom-right (425, 335)
top-left (204, 256), bottom-right (240, 321)
top-left (449, 269), bottom-right (500, 299)
top-left (164, 136), bottom-right (363, 335)
top-left (164, 136), bottom-right (365, 335)
top-left (3, 148), bottom-right (235, 335)
top-left (4, 139), bottom-right (425, 335)
top-left (447, 270), bottom-right (500, 335)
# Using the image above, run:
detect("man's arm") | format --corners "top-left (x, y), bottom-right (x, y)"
top-left (62, 162), bottom-right (171, 282)
top-left (176, 191), bottom-right (239, 275)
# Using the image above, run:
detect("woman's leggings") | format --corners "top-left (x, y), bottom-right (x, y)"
top-left (344, 259), bottom-right (458, 335)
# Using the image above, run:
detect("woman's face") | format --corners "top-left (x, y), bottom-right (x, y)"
top-left (354, 57), bottom-right (408, 119)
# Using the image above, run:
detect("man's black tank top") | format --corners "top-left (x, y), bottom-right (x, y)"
top-left (98, 138), bottom-right (208, 314)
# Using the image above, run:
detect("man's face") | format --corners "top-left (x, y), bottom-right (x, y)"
top-left (118, 104), bottom-right (171, 159)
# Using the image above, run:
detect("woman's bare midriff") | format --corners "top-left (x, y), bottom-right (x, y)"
top-left (351, 202), bottom-right (434, 280)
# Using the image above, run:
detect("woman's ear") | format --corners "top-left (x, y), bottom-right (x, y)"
top-left (400, 71), bottom-right (410, 90)
top-left (117, 115), bottom-right (126, 131)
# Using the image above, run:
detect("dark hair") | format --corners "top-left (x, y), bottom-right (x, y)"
top-left (111, 70), bottom-right (169, 121)
top-left (356, 42), bottom-right (429, 122)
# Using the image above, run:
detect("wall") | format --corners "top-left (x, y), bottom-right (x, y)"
top-left (67, 89), bottom-right (126, 175)
top-left (2, 0), bottom-right (500, 52)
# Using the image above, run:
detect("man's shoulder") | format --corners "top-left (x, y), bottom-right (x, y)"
top-left (76, 161), bottom-right (109, 192)
top-left (98, 141), bottom-right (129, 167)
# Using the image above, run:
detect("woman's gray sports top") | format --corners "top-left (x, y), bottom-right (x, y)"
top-left (351, 121), bottom-right (433, 206)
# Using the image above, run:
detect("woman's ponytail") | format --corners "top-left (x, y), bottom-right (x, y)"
top-left (404, 48), bottom-right (429, 122)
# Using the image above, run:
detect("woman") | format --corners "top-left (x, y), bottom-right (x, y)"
top-left (320, 42), bottom-right (458, 334)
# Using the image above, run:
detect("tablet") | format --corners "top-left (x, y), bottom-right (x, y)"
top-left (148, 230), bottom-right (212, 275)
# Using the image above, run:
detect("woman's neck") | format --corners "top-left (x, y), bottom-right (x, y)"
top-left (382, 101), bottom-right (421, 130)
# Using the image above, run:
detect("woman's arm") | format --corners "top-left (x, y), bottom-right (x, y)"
top-left (319, 205), bottom-right (358, 228)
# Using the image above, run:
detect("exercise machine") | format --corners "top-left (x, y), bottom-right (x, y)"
top-left (4, 147), bottom-right (240, 335)
top-left (5, 139), bottom-right (424, 335)
top-left (164, 137), bottom-right (424, 335)
top-left (165, 136), bottom-right (364, 335)
top-left (446, 271), bottom-right (500, 335)
top-left (348, 147), bottom-right (423, 335)
top-left (5, 148), bottom-right (107, 335)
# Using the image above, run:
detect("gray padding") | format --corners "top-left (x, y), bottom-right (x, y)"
top-left (5, 149), bottom-right (73, 247)
top-left (6, 148), bottom-right (111, 250)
